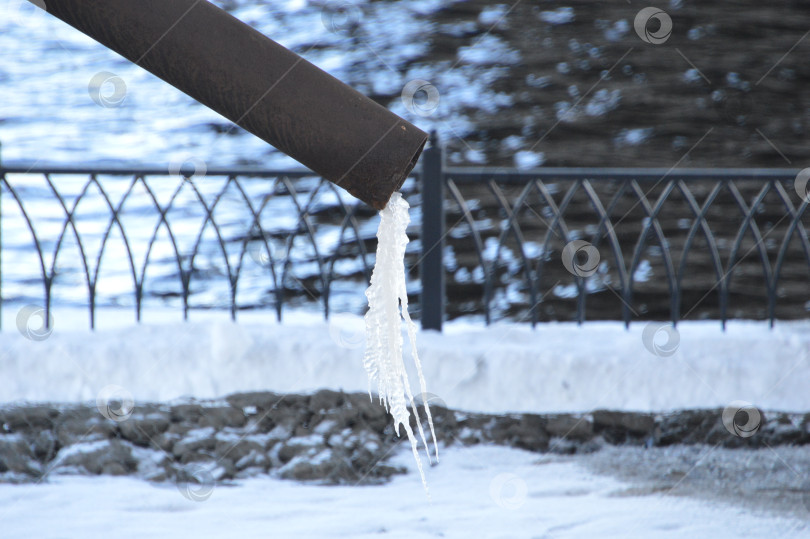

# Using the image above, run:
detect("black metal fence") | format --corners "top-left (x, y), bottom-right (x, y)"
top-left (427, 157), bottom-right (809, 330)
top-left (1, 140), bottom-right (808, 332)
top-left (0, 164), bottom-right (378, 329)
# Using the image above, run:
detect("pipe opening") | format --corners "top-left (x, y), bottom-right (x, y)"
top-left (396, 137), bottom-right (427, 193)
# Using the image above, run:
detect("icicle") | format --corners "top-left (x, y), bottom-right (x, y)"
top-left (363, 192), bottom-right (438, 496)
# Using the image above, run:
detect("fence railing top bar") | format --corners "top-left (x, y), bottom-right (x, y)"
top-left (0, 163), bottom-right (319, 178)
top-left (444, 166), bottom-right (801, 183)
top-left (0, 162), bottom-right (426, 178)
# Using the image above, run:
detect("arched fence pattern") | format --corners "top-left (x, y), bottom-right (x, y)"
top-left (432, 165), bottom-right (810, 329)
top-left (0, 165), bottom-right (380, 329)
top-left (1, 152), bottom-right (809, 331)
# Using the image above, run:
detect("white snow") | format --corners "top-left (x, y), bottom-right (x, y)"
top-left (682, 68), bottom-right (704, 83)
top-left (2, 307), bottom-right (810, 414)
top-left (514, 150), bottom-right (546, 170)
top-left (0, 445), bottom-right (805, 538)
top-left (602, 19), bottom-right (631, 42)
top-left (52, 439), bottom-right (110, 461)
top-left (585, 88), bottom-right (622, 117)
top-left (540, 7), bottom-right (575, 26)
top-left (464, 148), bottom-right (486, 164)
top-left (525, 73), bottom-right (552, 88)
top-left (2, 304), bottom-right (809, 538)
top-left (615, 128), bottom-right (654, 147)
top-left (457, 35), bottom-right (521, 66)
top-left (478, 5), bottom-right (509, 28)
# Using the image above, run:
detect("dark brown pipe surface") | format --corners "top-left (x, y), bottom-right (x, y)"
top-left (42, 0), bottom-right (427, 210)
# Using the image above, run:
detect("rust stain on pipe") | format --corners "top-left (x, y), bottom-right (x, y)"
top-left (40, 0), bottom-right (427, 210)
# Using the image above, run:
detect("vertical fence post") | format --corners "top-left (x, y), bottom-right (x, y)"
top-left (0, 141), bottom-right (3, 331)
top-left (420, 131), bottom-right (444, 331)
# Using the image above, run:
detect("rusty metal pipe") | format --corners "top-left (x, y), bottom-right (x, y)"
top-left (39, 0), bottom-right (427, 210)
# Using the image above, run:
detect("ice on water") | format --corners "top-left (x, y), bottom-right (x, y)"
top-left (363, 192), bottom-right (438, 495)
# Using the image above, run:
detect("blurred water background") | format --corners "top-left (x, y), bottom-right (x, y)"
top-left (1, 0), bottom-right (809, 320)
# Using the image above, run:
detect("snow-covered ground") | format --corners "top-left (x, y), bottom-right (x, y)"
top-left (3, 308), bottom-right (809, 536)
top-left (2, 307), bottom-right (809, 414)
top-left (0, 445), bottom-right (805, 539)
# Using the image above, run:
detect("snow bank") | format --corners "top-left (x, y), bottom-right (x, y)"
top-left (2, 307), bottom-right (809, 413)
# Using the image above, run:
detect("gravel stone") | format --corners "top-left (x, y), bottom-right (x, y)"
top-left (1, 392), bottom-right (807, 491)
top-left (0, 435), bottom-right (40, 477)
